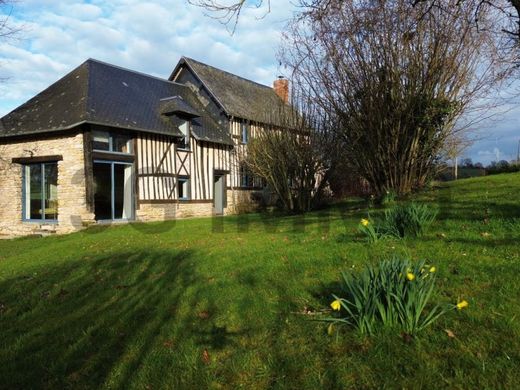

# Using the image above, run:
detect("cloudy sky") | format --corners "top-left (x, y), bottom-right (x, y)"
top-left (0, 0), bottom-right (518, 165)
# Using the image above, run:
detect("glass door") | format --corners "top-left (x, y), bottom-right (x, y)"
top-left (23, 162), bottom-right (58, 221)
top-left (93, 161), bottom-right (134, 221)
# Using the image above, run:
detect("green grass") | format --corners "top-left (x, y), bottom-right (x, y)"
top-left (1, 173), bottom-right (520, 389)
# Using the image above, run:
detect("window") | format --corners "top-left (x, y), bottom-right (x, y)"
top-left (92, 131), bottom-right (132, 154)
top-left (23, 162), bottom-right (58, 221)
top-left (240, 164), bottom-right (253, 188)
top-left (178, 177), bottom-right (190, 200)
top-left (241, 121), bottom-right (249, 144)
top-left (178, 121), bottom-right (190, 150)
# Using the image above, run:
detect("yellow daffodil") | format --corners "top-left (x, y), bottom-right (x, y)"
top-left (330, 299), bottom-right (342, 311)
top-left (429, 266), bottom-right (436, 273)
top-left (456, 300), bottom-right (469, 310)
top-left (361, 218), bottom-right (370, 227)
top-left (406, 273), bottom-right (415, 281)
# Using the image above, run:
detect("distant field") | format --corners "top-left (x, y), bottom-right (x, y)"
top-left (0, 172), bottom-right (519, 389)
top-left (437, 167), bottom-right (487, 181)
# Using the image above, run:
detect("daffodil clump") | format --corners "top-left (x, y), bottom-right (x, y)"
top-left (380, 190), bottom-right (398, 206)
top-left (358, 203), bottom-right (438, 242)
top-left (382, 203), bottom-right (438, 238)
top-left (358, 217), bottom-right (378, 242)
top-left (324, 257), bottom-right (468, 335)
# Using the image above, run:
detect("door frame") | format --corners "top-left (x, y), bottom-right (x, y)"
top-left (93, 159), bottom-right (135, 221)
top-left (213, 171), bottom-right (227, 215)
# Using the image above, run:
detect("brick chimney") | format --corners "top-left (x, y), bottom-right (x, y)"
top-left (273, 76), bottom-right (289, 104)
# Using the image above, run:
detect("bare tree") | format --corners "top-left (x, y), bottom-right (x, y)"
top-left (189, 0), bottom-right (520, 47)
top-left (187, 0), bottom-right (271, 32)
top-left (0, 1), bottom-right (21, 40)
top-left (280, 0), bottom-right (514, 196)
top-left (245, 96), bottom-right (338, 212)
top-left (412, 1), bottom-right (520, 43)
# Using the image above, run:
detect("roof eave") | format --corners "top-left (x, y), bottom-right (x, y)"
top-left (0, 120), bottom-right (184, 140)
top-left (191, 132), bottom-right (234, 146)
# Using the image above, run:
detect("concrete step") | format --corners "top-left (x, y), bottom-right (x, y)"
top-left (34, 224), bottom-right (57, 237)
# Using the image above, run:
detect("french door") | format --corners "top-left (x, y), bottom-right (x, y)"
top-left (93, 161), bottom-right (134, 221)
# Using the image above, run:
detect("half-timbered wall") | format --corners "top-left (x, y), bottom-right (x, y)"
top-left (173, 63), bottom-right (268, 193)
top-left (136, 133), bottom-right (177, 201)
top-left (228, 118), bottom-right (265, 189)
top-left (182, 138), bottom-right (231, 200)
top-left (136, 133), bottom-right (232, 202)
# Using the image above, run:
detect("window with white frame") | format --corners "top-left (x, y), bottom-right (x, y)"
top-left (178, 177), bottom-right (190, 200)
top-left (241, 121), bottom-right (249, 144)
top-left (178, 120), bottom-right (190, 150)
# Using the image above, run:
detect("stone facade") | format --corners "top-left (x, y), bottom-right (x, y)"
top-left (0, 130), bottom-right (262, 238)
top-left (0, 131), bottom-right (95, 237)
top-left (136, 201), bottom-right (215, 222)
top-left (226, 188), bottom-right (261, 214)
top-left (134, 188), bottom-right (262, 223)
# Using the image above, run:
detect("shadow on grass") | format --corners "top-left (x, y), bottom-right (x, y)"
top-left (310, 280), bottom-right (344, 311)
top-left (0, 248), bottom-right (225, 388)
top-left (418, 233), bottom-right (520, 249)
top-left (434, 185), bottom-right (520, 222)
top-left (209, 199), bottom-right (368, 235)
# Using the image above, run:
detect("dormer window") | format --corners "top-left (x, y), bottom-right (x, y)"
top-left (178, 120), bottom-right (190, 150)
top-left (241, 121), bottom-right (249, 144)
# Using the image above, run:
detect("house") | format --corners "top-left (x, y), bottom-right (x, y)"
top-left (0, 57), bottom-right (289, 237)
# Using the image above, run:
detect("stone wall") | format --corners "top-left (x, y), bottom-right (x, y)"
top-left (225, 188), bottom-right (263, 215)
top-left (136, 201), bottom-right (215, 222)
top-left (0, 131), bottom-right (94, 237)
top-left (136, 188), bottom-right (260, 222)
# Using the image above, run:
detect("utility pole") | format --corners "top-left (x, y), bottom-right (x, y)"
top-left (454, 156), bottom-right (458, 180)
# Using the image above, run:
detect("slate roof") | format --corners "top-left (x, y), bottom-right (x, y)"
top-left (171, 57), bottom-right (288, 125)
top-left (0, 59), bottom-right (233, 145)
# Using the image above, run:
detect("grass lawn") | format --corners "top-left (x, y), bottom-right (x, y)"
top-left (1, 173), bottom-right (519, 389)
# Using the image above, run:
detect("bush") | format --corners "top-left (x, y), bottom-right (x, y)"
top-left (325, 257), bottom-right (467, 335)
top-left (358, 203), bottom-right (437, 241)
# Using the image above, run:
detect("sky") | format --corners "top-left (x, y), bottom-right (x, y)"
top-left (0, 0), bottom-right (518, 166)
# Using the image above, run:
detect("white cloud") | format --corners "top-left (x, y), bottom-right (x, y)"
top-left (0, 0), bottom-right (517, 163)
top-left (0, 0), bottom-right (294, 116)
top-left (59, 3), bottom-right (103, 20)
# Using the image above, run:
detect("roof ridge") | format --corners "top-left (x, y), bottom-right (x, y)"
top-left (182, 56), bottom-right (273, 90)
top-left (86, 58), bottom-right (190, 88)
